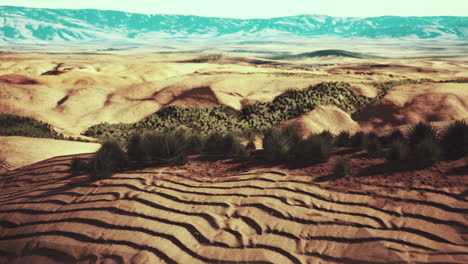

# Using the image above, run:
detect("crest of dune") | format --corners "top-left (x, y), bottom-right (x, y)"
top-left (278, 105), bottom-right (360, 137)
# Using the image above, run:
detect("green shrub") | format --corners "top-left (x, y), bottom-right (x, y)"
top-left (70, 158), bottom-right (90, 175)
top-left (0, 114), bottom-right (61, 139)
top-left (336, 131), bottom-right (351, 147)
top-left (186, 134), bottom-right (205, 155)
top-left (407, 122), bottom-right (438, 146)
top-left (90, 141), bottom-right (128, 179)
top-left (333, 159), bottom-right (350, 178)
top-left (127, 134), bottom-right (144, 162)
top-left (350, 131), bottom-right (367, 150)
top-left (386, 139), bottom-right (410, 164)
top-left (204, 132), bottom-right (227, 155)
top-left (262, 128), bottom-right (297, 162)
top-left (139, 131), bottom-right (188, 162)
top-left (440, 120), bottom-right (468, 159)
top-left (299, 134), bottom-right (333, 163)
top-left (223, 133), bottom-right (250, 158)
top-left (411, 138), bottom-right (441, 168)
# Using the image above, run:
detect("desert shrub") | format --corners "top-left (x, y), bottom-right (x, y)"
top-left (406, 122), bottom-right (438, 146)
top-left (204, 132), bottom-right (249, 158)
top-left (336, 131), bottom-right (351, 147)
top-left (139, 131), bottom-right (188, 163)
top-left (204, 132), bottom-right (227, 155)
top-left (127, 134), bottom-right (144, 162)
top-left (350, 131), bottom-right (367, 150)
top-left (366, 137), bottom-right (383, 157)
top-left (386, 139), bottom-right (410, 164)
top-left (186, 134), bottom-right (205, 155)
top-left (0, 114), bottom-right (62, 139)
top-left (411, 138), bottom-right (441, 168)
top-left (333, 159), bottom-right (350, 178)
top-left (90, 141), bottom-right (128, 179)
top-left (381, 129), bottom-right (404, 148)
top-left (262, 127), bottom-right (297, 162)
top-left (246, 141), bottom-right (256, 150)
top-left (299, 134), bottom-right (333, 163)
top-left (319, 130), bottom-right (335, 146)
top-left (70, 158), bottom-right (90, 175)
top-left (440, 120), bottom-right (468, 159)
top-left (223, 133), bottom-right (250, 158)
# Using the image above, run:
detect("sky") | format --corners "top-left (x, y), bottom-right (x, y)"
top-left (3, 0), bottom-right (468, 18)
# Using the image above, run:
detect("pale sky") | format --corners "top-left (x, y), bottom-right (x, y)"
top-left (3, 0), bottom-right (468, 18)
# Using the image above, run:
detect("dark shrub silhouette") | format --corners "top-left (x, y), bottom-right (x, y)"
top-left (262, 127), bottom-right (299, 162)
top-left (336, 131), bottom-right (351, 147)
top-left (333, 159), bottom-right (350, 178)
top-left (350, 131), bottom-right (367, 150)
top-left (299, 134), bottom-right (333, 163)
top-left (70, 158), bottom-right (90, 175)
top-left (90, 141), bottom-right (128, 179)
top-left (386, 139), bottom-right (410, 164)
top-left (407, 122), bottom-right (438, 146)
top-left (440, 120), bottom-right (468, 159)
top-left (412, 138), bottom-right (441, 168)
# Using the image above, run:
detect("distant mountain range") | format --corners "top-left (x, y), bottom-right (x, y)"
top-left (1, 6), bottom-right (467, 44)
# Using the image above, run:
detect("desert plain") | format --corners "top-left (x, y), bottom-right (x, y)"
top-left (0, 41), bottom-right (467, 263)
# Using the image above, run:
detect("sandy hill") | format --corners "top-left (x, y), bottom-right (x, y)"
top-left (1, 53), bottom-right (467, 137)
top-left (0, 152), bottom-right (466, 263)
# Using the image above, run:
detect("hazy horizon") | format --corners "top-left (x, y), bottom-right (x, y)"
top-left (2, 0), bottom-right (468, 19)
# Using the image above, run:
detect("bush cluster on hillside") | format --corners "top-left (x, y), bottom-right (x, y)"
top-left (0, 114), bottom-right (63, 139)
top-left (86, 81), bottom-right (411, 143)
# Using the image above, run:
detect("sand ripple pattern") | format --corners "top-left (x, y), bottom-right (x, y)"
top-left (0, 157), bottom-right (467, 264)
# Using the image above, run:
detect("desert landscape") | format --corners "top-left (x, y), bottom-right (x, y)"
top-left (1, 4), bottom-right (468, 264)
top-left (0, 47), bottom-right (467, 263)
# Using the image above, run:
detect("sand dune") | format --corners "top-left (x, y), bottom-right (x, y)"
top-left (0, 137), bottom-right (100, 171)
top-left (278, 105), bottom-right (360, 136)
top-left (355, 82), bottom-right (468, 132)
top-left (0, 154), bottom-right (466, 263)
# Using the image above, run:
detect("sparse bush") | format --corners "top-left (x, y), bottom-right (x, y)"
top-left (204, 132), bottom-right (227, 155)
top-left (319, 130), bottom-right (335, 146)
top-left (440, 120), bottom-right (468, 159)
top-left (0, 114), bottom-right (61, 139)
top-left (186, 134), bottom-right (205, 155)
top-left (381, 129), bottom-right (404, 148)
top-left (333, 159), bottom-right (350, 178)
top-left (386, 139), bottom-right (410, 164)
top-left (411, 137), bottom-right (441, 168)
top-left (299, 134), bottom-right (333, 163)
top-left (90, 141), bottom-right (128, 179)
top-left (223, 133), bottom-right (250, 158)
top-left (366, 137), bottom-right (383, 157)
top-left (262, 127), bottom-right (297, 162)
top-left (127, 134), bottom-right (144, 162)
top-left (407, 122), bottom-right (438, 146)
top-left (350, 131), bottom-right (367, 150)
top-left (336, 131), bottom-right (351, 147)
top-left (204, 132), bottom-right (249, 158)
top-left (139, 131), bottom-right (188, 162)
top-left (70, 158), bottom-right (90, 175)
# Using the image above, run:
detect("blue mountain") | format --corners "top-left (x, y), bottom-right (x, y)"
top-left (1, 5), bottom-right (467, 43)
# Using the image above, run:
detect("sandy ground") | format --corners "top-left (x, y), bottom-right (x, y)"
top-left (0, 152), bottom-right (466, 263)
top-left (0, 137), bottom-right (100, 171)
